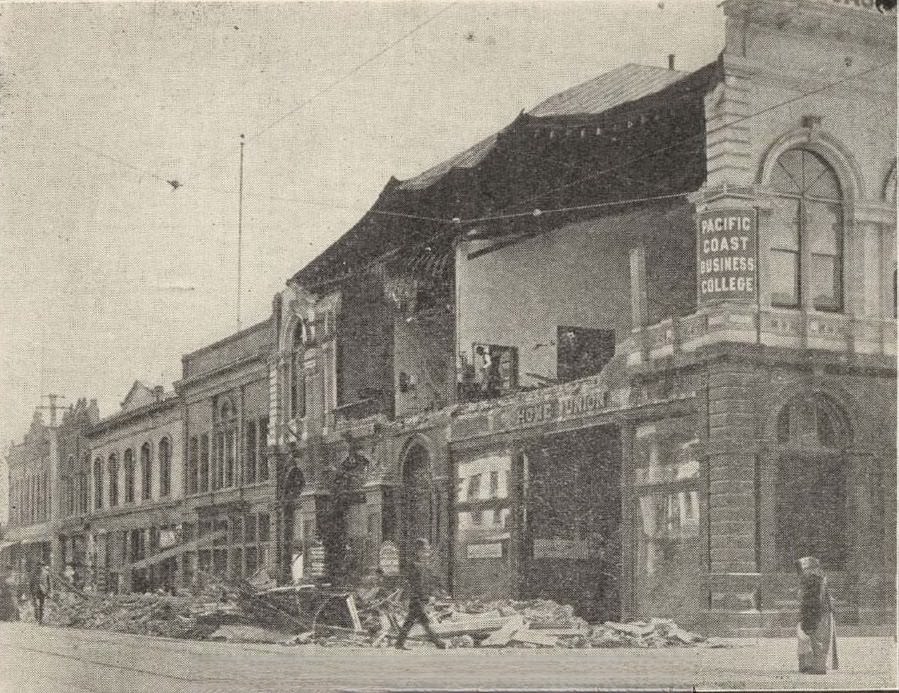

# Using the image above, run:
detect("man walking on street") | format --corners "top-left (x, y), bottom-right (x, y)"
top-left (29, 561), bottom-right (51, 625)
top-left (394, 538), bottom-right (445, 650)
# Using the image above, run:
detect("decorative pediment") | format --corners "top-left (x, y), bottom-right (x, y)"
top-left (120, 381), bottom-right (158, 412)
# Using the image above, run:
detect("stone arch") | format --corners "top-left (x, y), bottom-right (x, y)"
top-left (758, 127), bottom-right (865, 202)
top-left (398, 437), bottom-right (439, 559)
top-left (763, 380), bottom-right (859, 446)
top-left (769, 388), bottom-right (855, 571)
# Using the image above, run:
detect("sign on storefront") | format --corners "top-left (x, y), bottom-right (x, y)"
top-left (378, 540), bottom-right (400, 576)
top-left (307, 540), bottom-right (326, 577)
top-left (697, 209), bottom-right (757, 304)
top-left (466, 542), bottom-right (503, 559)
top-left (533, 538), bottom-right (589, 559)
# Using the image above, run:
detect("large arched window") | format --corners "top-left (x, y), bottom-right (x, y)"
top-left (124, 449), bottom-right (136, 503)
top-left (108, 453), bottom-right (119, 507)
top-left (159, 437), bottom-right (172, 497)
top-left (141, 442), bottom-right (152, 501)
top-left (774, 393), bottom-right (851, 570)
top-left (769, 148), bottom-right (844, 312)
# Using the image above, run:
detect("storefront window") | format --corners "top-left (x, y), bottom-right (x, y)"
top-left (634, 419), bottom-right (702, 618)
top-left (456, 452), bottom-right (512, 554)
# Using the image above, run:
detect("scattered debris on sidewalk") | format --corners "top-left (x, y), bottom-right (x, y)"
top-left (43, 575), bottom-right (724, 650)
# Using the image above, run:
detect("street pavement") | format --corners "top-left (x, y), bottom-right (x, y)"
top-left (0, 622), bottom-right (895, 693)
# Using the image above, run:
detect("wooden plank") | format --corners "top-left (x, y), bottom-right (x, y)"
top-left (482, 614), bottom-right (523, 647)
top-left (124, 530), bottom-right (227, 571)
top-left (431, 613), bottom-right (508, 636)
top-left (511, 627), bottom-right (558, 647)
top-left (346, 594), bottom-right (363, 632)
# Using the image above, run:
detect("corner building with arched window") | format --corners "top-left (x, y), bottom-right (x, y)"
top-left (672, 0), bottom-right (896, 634)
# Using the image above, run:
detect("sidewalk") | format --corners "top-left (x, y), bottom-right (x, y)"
top-left (0, 622), bottom-right (895, 692)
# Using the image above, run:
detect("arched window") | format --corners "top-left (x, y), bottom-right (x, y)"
top-left (776, 395), bottom-right (845, 450)
top-left (141, 442), bottom-right (152, 501)
top-left (94, 457), bottom-right (103, 510)
top-left (124, 449), bottom-right (136, 503)
top-left (290, 322), bottom-right (305, 419)
top-left (108, 453), bottom-right (119, 507)
top-left (774, 393), bottom-right (851, 570)
top-left (769, 148), bottom-right (844, 312)
top-left (159, 437), bottom-right (171, 497)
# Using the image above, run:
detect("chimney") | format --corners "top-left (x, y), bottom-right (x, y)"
top-left (154, 385), bottom-right (165, 401)
top-left (668, 54), bottom-right (676, 70)
top-left (88, 399), bottom-right (99, 424)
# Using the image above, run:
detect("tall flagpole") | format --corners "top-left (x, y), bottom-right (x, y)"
top-left (237, 133), bottom-right (245, 331)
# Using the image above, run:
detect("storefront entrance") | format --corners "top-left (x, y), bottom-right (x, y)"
top-left (521, 425), bottom-right (621, 623)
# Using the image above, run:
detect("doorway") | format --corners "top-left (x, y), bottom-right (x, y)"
top-left (521, 425), bottom-right (622, 622)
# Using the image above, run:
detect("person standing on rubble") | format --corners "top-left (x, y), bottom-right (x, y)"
top-left (394, 538), bottom-right (445, 650)
top-left (28, 561), bottom-right (51, 625)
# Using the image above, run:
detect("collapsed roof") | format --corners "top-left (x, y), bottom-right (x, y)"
top-left (291, 58), bottom-right (722, 292)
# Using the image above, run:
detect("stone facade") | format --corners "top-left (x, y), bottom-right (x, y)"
top-left (176, 319), bottom-right (276, 587)
top-left (84, 383), bottom-right (184, 593)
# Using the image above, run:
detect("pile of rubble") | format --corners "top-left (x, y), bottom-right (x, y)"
top-left (44, 573), bottom-right (308, 640)
top-left (309, 592), bottom-right (724, 650)
top-left (42, 575), bottom-right (722, 650)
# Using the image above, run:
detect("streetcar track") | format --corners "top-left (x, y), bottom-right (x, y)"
top-left (6, 641), bottom-right (231, 684)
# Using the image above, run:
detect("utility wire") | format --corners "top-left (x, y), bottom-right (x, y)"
top-left (297, 58), bottom-right (896, 290)
top-left (181, 2), bottom-right (459, 187)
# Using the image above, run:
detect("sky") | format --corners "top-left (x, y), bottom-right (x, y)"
top-left (0, 0), bottom-right (726, 452)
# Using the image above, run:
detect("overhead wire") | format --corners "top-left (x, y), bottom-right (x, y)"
top-left (180, 2), bottom-right (460, 187)
top-left (296, 57), bottom-right (897, 291)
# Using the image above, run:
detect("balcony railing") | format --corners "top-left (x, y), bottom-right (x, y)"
top-left (626, 304), bottom-right (897, 367)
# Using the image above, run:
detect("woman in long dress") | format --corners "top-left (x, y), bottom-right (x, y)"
top-left (796, 556), bottom-right (838, 674)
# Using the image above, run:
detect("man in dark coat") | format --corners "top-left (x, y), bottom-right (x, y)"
top-left (394, 539), bottom-right (445, 650)
top-left (29, 561), bottom-right (51, 625)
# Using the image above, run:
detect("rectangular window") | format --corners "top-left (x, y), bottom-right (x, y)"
top-left (771, 197), bottom-right (801, 308)
top-left (230, 516), bottom-right (243, 544)
top-left (200, 434), bottom-right (210, 492)
top-left (770, 251), bottom-right (799, 308)
top-left (245, 421), bottom-right (257, 484)
top-left (245, 514), bottom-right (257, 543)
top-left (214, 432), bottom-right (224, 490)
top-left (225, 430), bottom-right (235, 488)
top-left (141, 449), bottom-right (152, 501)
top-left (189, 437), bottom-right (199, 494)
top-left (258, 513), bottom-right (270, 542)
top-left (231, 548), bottom-right (243, 578)
top-left (557, 327), bottom-right (616, 382)
top-left (245, 547), bottom-right (258, 576)
top-left (258, 418), bottom-right (269, 482)
top-left (808, 201), bottom-right (842, 311)
top-left (94, 459), bottom-right (103, 510)
top-left (489, 471), bottom-right (500, 498)
top-left (466, 473), bottom-right (482, 501)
